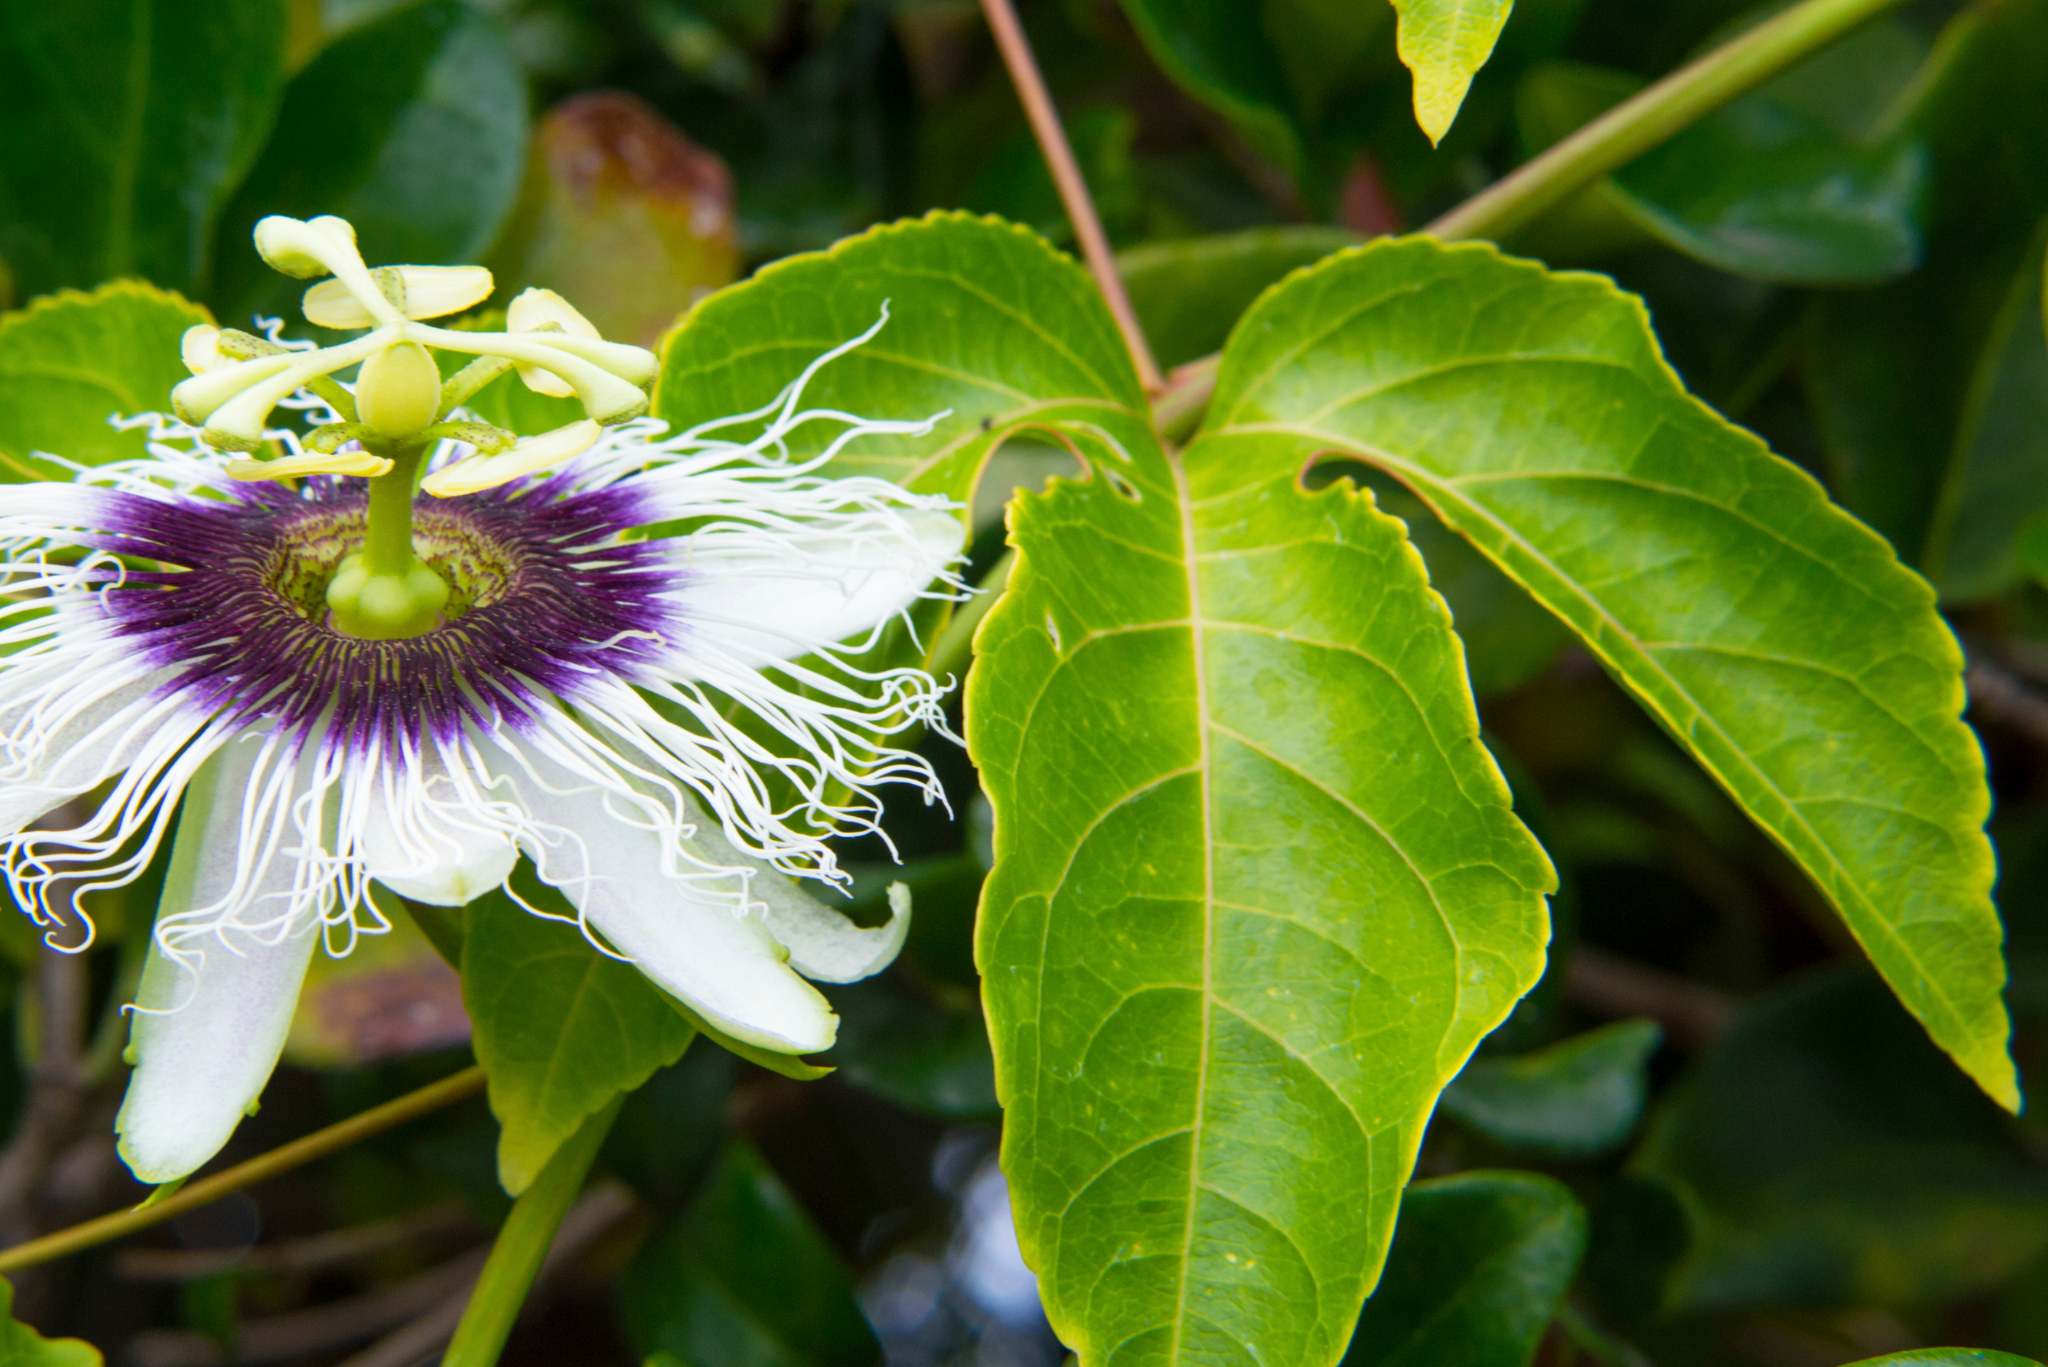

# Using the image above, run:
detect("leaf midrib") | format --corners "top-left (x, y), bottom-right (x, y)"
top-left (1162, 449), bottom-right (1217, 1366)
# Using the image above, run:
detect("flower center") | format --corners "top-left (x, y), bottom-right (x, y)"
top-left (101, 479), bottom-right (678, 750)
top-left (261, 501), bottom-right (523, 626)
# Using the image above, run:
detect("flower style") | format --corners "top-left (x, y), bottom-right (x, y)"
top-left (0, 216), bottom-right (966, 1184)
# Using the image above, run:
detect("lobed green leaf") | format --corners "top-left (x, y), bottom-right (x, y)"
top-left (960, 234), bottom-right (1551, 1361)
top-left (0, 282), bottom-right (209, 481)
top-left (461, 890), bottom-right (695, 1195)
top-left (1204, 235), bottom-right (2015, 1110)
top-left (658, 214), bottom-right (1554, 1364)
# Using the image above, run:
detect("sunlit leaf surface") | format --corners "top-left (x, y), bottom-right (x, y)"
top-left (0, 282), bottom-right (208, 480)
top-left (1205, 236), bottom-right (2014, 1109)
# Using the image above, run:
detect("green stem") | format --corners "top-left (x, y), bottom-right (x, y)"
top-left (1145, 0), bottom-right (1907, 440)
top-left (926, 549), bottom-right (1015, 683)
top-left (1425, 0), bottom-right (1906, 242)
top-left (0, 1066), bottom-right (486, 1276)
top-left (362, 443), bottom-right (426, 575)
top-left (444, 1099), bottom-right (623, 1367)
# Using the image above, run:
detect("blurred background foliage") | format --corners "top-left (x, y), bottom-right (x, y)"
top-left (0, 0), bottom-right (2044, 1363)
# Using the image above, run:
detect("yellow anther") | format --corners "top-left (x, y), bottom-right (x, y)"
top-left (422, 419), bottom-right (602, 497)
top-left (180, 325), bottom-right (229, 376)
top-left (224, 450), bottom-right (394, 482)
top-left (507, 288), bottom-right (600, 398)
top-left (304, 265), bottom-right (495, 330)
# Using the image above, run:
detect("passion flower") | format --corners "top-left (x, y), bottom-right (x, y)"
top-left (0, 216), bottom-right (964, 1183)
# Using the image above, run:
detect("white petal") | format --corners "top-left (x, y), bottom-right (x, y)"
top-left (675, 509), bottom-right (963, 663)
top-left (361, 752), bottom-right (518, 907)
top-left (757, 879), bottom-right (910, 984)
top-left (495, 754), bottom-right (839, 1053)
top-left (0, 670), bottom-right (168, 838)
top-left (115, 742), bottom-right (316, 1184)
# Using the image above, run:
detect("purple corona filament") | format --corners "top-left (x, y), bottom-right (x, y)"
top-left (0, 313), bottom-right (967, 1185)
top-left (96, 478), bottom-right (677, 751)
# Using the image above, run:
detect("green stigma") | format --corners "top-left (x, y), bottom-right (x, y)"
top-left (172, 214), bottom-right (659, 642)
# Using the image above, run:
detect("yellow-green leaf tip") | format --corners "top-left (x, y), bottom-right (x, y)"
top-left (1390, 0), bottom-right (1518, 146)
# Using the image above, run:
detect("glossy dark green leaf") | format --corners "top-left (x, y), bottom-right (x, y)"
top-left (1115, 0), bottom-right (1304, 177)
top-left (462, 889), bottom-right (695, 1195)
top-left (0, 0), bottom-right (285, 298)
top-left (1441, 1019), bottom-right (1661, 1158)
top-left (1917, 225), bottom-right (2048, 602)
top-left (1206, 235), bottom-right (2016, 1111)
top-left (1118, 227), bottom-right (1359, 370)
top-left (621, 1143), bottom-right (880, 1367)
top-left (0, 1278), bottom-right (100, 1366)
top-left (659, 214), bottom-right (1554, 1364)
top-left (0, 283), bottom-right (210, 481)
top-left (1634, 969), bottom-right (2048, 1312)
top-left (214, 0), bottom-right (528, 323)
top-left (1805, 0), bottom-right (2048, 558)
top-left (1838, 1354), bottom-right (2043, 1367)
top-left (1516, 29), bottom-right (1928, 285)
top-left (1341, 1172), bottom-right (1587, 1367)
top-left (831, 980), bottom-right (997, 1119)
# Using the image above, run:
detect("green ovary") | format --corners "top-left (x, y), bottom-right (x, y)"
top-left (325, 552), bottom-right (451, 640)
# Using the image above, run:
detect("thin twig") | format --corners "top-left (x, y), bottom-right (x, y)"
top-left (1967, 657), bottom-right (2048, 750)
top-left (1152, 357), bottom-right (1221, 444)
top-left (127, 1249), bottom-right (488, 1367)
top-left (0, 1065), bottom-right (487, 1275)
top-left (0, 948), bottom-right (92, 1240)
top-left (1563, 946), bottom-right (1737, 1048)
top-left (115, 1200), bottom-right (478, 1281)
top-left (979, 0), bottom-right (1162, 391)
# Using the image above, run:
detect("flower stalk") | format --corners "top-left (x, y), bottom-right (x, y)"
top-left (443, 1097), bottom-right (625, 1366)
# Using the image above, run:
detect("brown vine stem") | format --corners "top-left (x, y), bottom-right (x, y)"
top-left (0, 1065), bottom-right (487, 1276)
top-left (980, 0), bottom-right (1163, 392)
